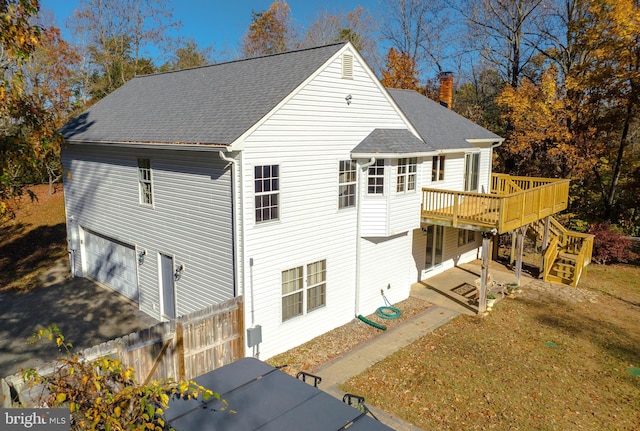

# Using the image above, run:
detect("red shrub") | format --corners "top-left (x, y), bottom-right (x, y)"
top-left (589, 223), bottom-right (631, 264)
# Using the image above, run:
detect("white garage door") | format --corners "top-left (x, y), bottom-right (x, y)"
top-left (83, 229), bottom-right (138, 302)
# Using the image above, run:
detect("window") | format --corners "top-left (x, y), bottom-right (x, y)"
top-left (138, 158), bottom-right (153, 205)
top-left (367, 159), bottom-right (384, 194)
top-left (396, 158), bottom-right (417, 193)
top-left (254, 165), bottom-right (279, 223)
top-left (282, 259), bottom-right (326, 321)
top-left (458, 229), bottom-right (476, 247)
top-left (338, 160), bottom-right (356, 209)
top-left (306, 260), bottom-right (326, 312)
top-left (464, 153), bottom-right (480, 192)
top-left (431, 155), bottom-right (445, 182)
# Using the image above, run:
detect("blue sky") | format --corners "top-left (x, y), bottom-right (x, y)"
top-left (41, 0), bottom-right (382, 59)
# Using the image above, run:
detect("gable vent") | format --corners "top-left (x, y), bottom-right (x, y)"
top-left (342, 54), bottom-right (354, 79)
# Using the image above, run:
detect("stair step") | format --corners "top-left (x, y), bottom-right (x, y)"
top-left (558, 251), bottom-right (577, 261)
top-left (546, 274), bottom-right (573, 285)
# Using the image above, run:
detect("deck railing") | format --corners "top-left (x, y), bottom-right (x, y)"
top-left (421, 174), bottom-right (571, 233)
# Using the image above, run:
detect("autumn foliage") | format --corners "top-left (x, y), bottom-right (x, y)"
top-left (25, 326), bottom-right (217, 431)
top-left (242, 1), bottom-right (293, 58)
top-left (381, 47), bottom-right (420, 90)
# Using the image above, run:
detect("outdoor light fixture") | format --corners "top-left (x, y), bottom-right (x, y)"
top-left (138, 249), bottom-right (146, 265)
top-left (174, 263), bottom-right (185, 281)
top-left (345, 94), bottom-right (352, 105)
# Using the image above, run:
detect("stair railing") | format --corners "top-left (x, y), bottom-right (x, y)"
top-left (543, 236), bottom-right (560, 281)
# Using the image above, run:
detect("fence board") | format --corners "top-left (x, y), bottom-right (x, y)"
top-left (2, 297), bottom-right (244, 406)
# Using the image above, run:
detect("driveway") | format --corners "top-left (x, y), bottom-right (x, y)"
top-left (0, 260), bottom-right (158, 378)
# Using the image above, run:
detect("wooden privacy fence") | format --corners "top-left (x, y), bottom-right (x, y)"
top-left (1, 296), bottom-right (243, 407)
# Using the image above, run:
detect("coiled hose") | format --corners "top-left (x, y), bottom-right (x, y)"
top-left (376, 294), bottom-right (402, 319)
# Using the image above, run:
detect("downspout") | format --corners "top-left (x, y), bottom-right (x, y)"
top-left (355, 157), bottom-right (376, 317)
top-left (218, 151), bottom-right (243, 300)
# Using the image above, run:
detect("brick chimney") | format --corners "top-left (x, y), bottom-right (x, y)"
top-left (438, 71), bottom-right (453, 109)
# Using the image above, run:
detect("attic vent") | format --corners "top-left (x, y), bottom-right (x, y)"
top-left (342, 54), bottom-right (354, 79)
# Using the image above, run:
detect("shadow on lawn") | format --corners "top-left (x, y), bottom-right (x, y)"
top-left (0, 223), bottom-right (67, 291)
top-left (522, 297), bottom-right (640, 376)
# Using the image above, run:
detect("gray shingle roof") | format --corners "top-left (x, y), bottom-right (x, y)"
top-left (60, 43), bottom-right (347, 145)
top-left (387, 88), bottom-right (501, 149)
top-left (351, 129), bottom-right (433, 155)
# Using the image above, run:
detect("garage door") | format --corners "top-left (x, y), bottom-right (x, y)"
top-left (83, 229), bottom-right (138, 302)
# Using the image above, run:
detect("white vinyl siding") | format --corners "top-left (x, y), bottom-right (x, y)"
top-left (62, 145), bottom-right (235, 319)
top-left (241, 47), bottom-right (413, 359)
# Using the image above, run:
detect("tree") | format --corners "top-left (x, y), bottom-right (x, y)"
top-left (380, 47), bottom-right (420, 90)
top-left (25, 326), bottom-right (218, 431)
top-left (1, 0), bottom-right (43, 218)
top-left (457, 0), bottom-right (549, 88)
top-left (568, 0), bottom-right (640, 222)
top-left (22, 25), bottom-right (81, 193)
top-left (241, 1), bottom-right (295, 58)
top-left (496, 66), bottom-right (587, 178)
top-left (454, 67), bottom-right (505, 133)
top-left (160, 38), bottom-right (212, 72)
top-left (70, 0), bottom-right (180, 100)
top-left (381, 0), bottom-right (457, 76)
top-left (302, 6), bottom-right (378, 66)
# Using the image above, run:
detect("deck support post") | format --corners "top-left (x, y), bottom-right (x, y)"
top-left (540, 216), bottom-right (551, 276)
top-left (478, 231), bottom-right (495, 313)
top-left (514, 226), bottom-right (526, 285)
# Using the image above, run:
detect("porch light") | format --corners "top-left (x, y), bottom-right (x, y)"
top-left (345, 94), bottom-right (352, 105)
top-left (138, 249), bottom-right (146, 265)
top-left (174, 263), bottom-right (185, 281)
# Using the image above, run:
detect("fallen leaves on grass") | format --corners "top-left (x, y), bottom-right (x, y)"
top-left (341, 273), bottom-right (640, 430)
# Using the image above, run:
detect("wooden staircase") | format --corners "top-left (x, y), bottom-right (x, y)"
top-left (527, 217), bottom-right (594, 287)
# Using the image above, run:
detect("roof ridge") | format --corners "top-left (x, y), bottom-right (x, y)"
top-left (133, 42), bottom-right (349, 80)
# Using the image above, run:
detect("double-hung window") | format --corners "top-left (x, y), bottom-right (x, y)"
top-left (396, 158), bottom-right (417, 193)
top-left (282, 259), bottom-right (326, 321)
top-left (367, 159), bottom-right (384, 194)
top-left (458, 229), bottom-right (476, 247)
top-left (338, 160), bottom-right (356, 209)
top-left (432, 155), bottom-right (445, 182)
top-left (254, 165), bottom-right (279, 223)
top-left (138, 158), bottom-right (153, 205)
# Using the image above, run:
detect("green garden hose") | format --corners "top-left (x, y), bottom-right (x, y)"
top-left (376, 306), bottom-right (402, 319)
top-left (357, 314), bottom-right (387, 331)
top-left (376, 293), bottom-right (402, 319)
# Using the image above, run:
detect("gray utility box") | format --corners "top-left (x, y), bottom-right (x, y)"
top-left (246, 325), bottom-right (262, 348)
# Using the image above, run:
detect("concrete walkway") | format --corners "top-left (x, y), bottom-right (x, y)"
top-left (315, 260), bottom-right (534, 430)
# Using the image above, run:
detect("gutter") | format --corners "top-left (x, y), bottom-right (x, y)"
top-left (355, 157), bottom-right (376, 317)
top-left (66, 140), bottom-right (229, 152)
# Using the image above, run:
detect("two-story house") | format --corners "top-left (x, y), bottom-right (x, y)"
top-left (60, 42), bottom-right (590, 360)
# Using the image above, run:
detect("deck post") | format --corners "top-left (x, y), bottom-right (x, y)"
top-left (478, 231), bottom-right (494, 313)
top-left (540, 216), bottom-right (551, 275)
top-left (514, 226), bottom-right (526, 285)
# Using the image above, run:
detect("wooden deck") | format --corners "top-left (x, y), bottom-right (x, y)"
top-left (420, 174), bottom-right (570, 234)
